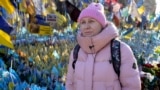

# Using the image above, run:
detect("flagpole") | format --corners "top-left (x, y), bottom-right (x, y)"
top-left (9, 57), bottom-right (14, 84)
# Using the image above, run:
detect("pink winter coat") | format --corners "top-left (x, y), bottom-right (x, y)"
top-left (66, 23), bottom-right (141, 90)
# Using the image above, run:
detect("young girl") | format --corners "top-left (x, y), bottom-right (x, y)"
top-left (66, 2), bottom-right (141, 90)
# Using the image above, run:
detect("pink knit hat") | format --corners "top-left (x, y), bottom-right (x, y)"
top-left (78, 2), bottom-right (107, 28)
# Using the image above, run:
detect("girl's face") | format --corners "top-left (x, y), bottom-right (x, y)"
top-left (79, 17), bottom-right (103, 37)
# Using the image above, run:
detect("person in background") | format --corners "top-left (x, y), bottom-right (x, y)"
top-left (66, 2), bottom-right (141, 90)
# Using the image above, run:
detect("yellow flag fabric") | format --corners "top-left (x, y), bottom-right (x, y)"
top-left (0, 29), bottom-right (14, 49)
top-left (39, 25), bottom-right (52, 35)
top-left (123, 31), bottom-right (133, 40)
top-left (22, 0), bottom-right (35, 15)
top-left (0, 0), bottom-right (15, 14)
top-left (123, 23), bottom-right (133, 29)
top-left (8, 82), bottom-right (15, 90)
top-left (138, 5), bottom-right (145, 15)
top-left (53, 11), bottom-right (67, 26)
top-left (154, 46), bottom-right (160, 54)
top-left (19, 0), bottom-right (26, 12)
top-left (149, 23), bottom-right (154, 30)
top-left (71, 22), bottom-right (78, 30)
top-left (158, 23), bottom-right (160, 31)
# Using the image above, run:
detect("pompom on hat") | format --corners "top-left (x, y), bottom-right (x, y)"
top-left (78, 2), bottom-right (107, 28)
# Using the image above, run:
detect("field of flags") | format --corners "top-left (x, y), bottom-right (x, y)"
top-left (0, 0), bottom-right (160, 90)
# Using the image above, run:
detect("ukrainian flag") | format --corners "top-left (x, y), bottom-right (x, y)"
top-left (122, 27), bottom-right (134, 40)
top-left (0, 29), bottom-right (14, 49)
top-left (0, 15), bottom-right (14, 49)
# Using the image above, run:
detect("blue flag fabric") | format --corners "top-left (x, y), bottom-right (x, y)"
top-left (83, 0), bottom-right (90, 3)
top-left (122, 27), bottom-right (134, 36)
top-left (15, 81), bottom-right (29, 90)
top-left (0, 15), bottom-right (13, 34)
top-left (155, 15), bottom-right (160, 22)
top-left (0, 7), bottom-right (8, 19)
top-left (136, 0), bottom-right (144, 8)
top-left (141, 15), bottom-right (147, 29)
top-left (127, 0), bottom-right (131, 5)
top-left (35, 15), bottom-right (49, 25)
top-left (125, 15), bottom-right (133, 24)
top-left (0, 45), bottom-right (8, 54)
top-left (9, 68), bottom-right (21, 83)
top-left (10, 0), bottom-right (18, 8)
top-left (51, 66), bottom-right (59, 79)
top-left (0, 69), bottom-right (8, 89)
top-left (0, 58), bottom-right (6, 69)
top-left (29, 15), bottom-right (49, 26)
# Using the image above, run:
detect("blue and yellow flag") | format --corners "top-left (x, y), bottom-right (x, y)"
top-left (0, 29), bottom-right (14, 49)
top-left (9, 0), bottom-right (18, 8)
top-left (122, 27), bottom-right (134, 40)
top-left (0, 0), bottom-right (15, 14)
